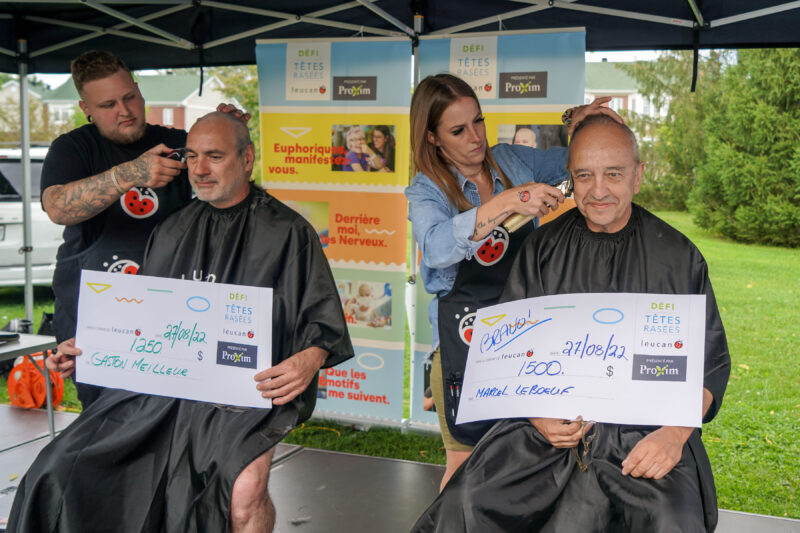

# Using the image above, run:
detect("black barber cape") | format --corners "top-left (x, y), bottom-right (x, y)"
top-left (8, 186), bottom-right (354, 533)
top-left (412, 205), bottom-right (731, 533)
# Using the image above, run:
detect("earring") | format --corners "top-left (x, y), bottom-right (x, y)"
top-left (87, 115), bottom-right (93, 123)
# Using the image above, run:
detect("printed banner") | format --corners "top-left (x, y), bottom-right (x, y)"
top-left (257, 38), bottom-right (411, 423)
top-left (409, 30), bottom-right (586, 427)
top-left (457, 293), bottom-right (706, 427)
top-left (409, 277), bottom-right (438, 427)
top-left (75, 271), bottom-right (272, 408)
top-left (266, 189), bottom-right (406, 267)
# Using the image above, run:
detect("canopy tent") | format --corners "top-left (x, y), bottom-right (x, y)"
top-left (2, 1), bottom-right (800, 73)
top-left (1, 0), bottom-right (799, 322)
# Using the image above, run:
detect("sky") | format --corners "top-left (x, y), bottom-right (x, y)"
top-left (31, 50), bottom-right (662, 90)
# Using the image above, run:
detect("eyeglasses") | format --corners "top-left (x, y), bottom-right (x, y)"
top-left (571, 420), bottom-right (598, 472)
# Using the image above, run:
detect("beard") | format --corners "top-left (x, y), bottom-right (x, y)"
top-left (99, 119), bottom-right (147, 145)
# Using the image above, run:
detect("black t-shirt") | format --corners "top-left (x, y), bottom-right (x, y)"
top-left (42, 123), bottom-right (191, 260)
top-left (43, 123), bottom-right (192, 342)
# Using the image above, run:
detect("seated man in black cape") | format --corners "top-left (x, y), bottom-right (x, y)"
top-left (412, 115), bottom-right (731, 533)
top-left (8, 112), bottom-right (354, 533)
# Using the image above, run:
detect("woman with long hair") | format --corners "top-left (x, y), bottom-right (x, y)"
top-left (367, 125), bottom-right (395, 172)
top-left (405, 73), bottom-right (620, 490)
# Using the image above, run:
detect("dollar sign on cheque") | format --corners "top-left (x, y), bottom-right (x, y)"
top-left (606, 365), bottom-right (614, 377)
top-left (197, 350), bottom-right (203, 361)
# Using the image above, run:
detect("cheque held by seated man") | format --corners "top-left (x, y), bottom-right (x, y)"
top-left (411, 114), bottom-right (731, 533)
top-left (7, 112), bottom-right (354, 533)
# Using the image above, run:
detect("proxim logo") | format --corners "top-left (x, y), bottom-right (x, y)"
top-left (631, 354), bottom-right (687, 382)
top-left (499, 72), bottom-right (548, 99)
top-left (216, 341), bottom-right (258, 369)
top-left (333, 76), bottom-right (377, 101)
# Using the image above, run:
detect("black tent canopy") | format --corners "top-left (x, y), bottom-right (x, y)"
top-left (1, 0), bottom-right (799, 73)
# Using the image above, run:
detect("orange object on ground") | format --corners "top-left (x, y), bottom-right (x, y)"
top-left (7, 353), bottom-right (64, 409)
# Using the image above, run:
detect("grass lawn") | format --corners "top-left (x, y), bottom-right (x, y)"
top-left (0, 211), bottom-right (797, 517)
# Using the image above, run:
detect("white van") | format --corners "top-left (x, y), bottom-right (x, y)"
top-left (0, 147), bottom-right (62, 286)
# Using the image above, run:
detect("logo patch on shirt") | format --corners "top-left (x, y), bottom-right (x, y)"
top-left (121, 186), bottom-right (159, 219)
top-left (475, 227), bottom-right (509, 266)
top-left (454, 307), bottom-right (477, 346)
top-left (216, 341), bottom-right (258, 369)
top-left (103, 255), bottom-right (139, 275)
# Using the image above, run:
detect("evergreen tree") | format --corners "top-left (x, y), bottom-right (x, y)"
top-left (690, 49), bottom-right (800, 247)
top-left (617, 51), bottom-right (729, 210)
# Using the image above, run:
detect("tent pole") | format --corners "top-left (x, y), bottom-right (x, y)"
top-left (410, 13), bottom-right (421, 282)
top-left (18, 38), bottom-right (34, 323)
top-left (405, 11), bottom-right (423, 426)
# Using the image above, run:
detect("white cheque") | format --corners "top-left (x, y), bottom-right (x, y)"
top-left (75, 270), bottom-right (272, 409)
top-left (456, 293), bottom-right (706, 428)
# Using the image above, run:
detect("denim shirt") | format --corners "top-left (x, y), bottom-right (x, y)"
top-left (405, 143), bottom-right (568, 347)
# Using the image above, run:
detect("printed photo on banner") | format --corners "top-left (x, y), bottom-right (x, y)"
top-left (497, 124), bottom-right (568, 149)
top-left (282, 199), bottom-right (331, 248)
top-left (337, 280), bottom-right (392, 329)
top-left (331, 124), bottom-right (396, 172)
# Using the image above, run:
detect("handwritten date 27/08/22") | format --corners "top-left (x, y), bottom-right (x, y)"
top-left (562, 333), bottom-right (627, 361)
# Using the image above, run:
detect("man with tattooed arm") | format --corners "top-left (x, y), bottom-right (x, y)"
top-left (41, 50), bottom-right (246, 407)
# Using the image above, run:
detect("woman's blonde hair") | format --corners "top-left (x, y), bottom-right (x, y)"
top-left (410, 74), bottom-right (511, 211)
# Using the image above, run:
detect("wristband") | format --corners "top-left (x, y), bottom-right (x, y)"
top-left (109, 166), bottom-right (124, 195)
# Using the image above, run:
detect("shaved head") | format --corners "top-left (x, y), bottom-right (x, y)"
top-left (192, 111), bottom-right (253, 154)
top-left (568, 114), bottom-right (639, 167)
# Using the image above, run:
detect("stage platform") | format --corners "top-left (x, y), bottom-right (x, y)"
top-left (1, 405), bottom-right (797, 532)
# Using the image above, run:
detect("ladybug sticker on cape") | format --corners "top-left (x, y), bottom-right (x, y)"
top-left (121, 186), bottom-right (159, 219)
top-left (103, 255), bottom-right (140, 275)
top-left (454, 307), bottom-right (476, 346)
top-left (475, 227), bottom-right (510, 266)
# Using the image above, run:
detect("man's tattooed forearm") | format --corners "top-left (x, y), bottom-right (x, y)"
top-left (115, 158), bottom-right (150, 186)
top-left (42, 170), bottom-right (123, 225)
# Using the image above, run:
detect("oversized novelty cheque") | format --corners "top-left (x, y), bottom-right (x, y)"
top-left (456, 293), bottom-right (707, 427)
top-left (75, 271), bottom-right (272, 408)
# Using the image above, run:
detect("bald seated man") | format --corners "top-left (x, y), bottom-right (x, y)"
top-left (8, 113), bottom-right (353, 533)
top-left (412, 114), bottom-right (731, 533)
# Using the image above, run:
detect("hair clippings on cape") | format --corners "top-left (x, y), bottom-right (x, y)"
top-left (503, 177), bottom-right (574, 233)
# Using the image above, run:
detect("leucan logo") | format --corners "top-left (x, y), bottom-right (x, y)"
top-left (632, 354), bottom-right (687, 382)
top-left (499, 72), bottom-right (548, 99)
top-left (332, 77), bottom-right (377, 101)
top-left (216, 341), bottom-right (257, 369)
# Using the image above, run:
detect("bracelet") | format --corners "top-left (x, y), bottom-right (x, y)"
top-left (109, 166), bottom-right (124, 195)
top-left (561, 106), bottom-right (580, 126)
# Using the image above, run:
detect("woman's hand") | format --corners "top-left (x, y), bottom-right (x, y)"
top-left (45, 338), bottom-right (82, 378)
top-left (471, 182), bottom-right (563, 241)
top-left (568, 96), bottom-right (625, 136)
top-left (529, 417), bottom-right (592, 448)
top-left (505, 182), bottom-right (565, 218)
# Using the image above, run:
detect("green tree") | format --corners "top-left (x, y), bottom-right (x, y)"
top-left (210, 66), bottom-right (262, 184)
top-left (690, 49), bottom-right (800, 247)
top-left (0, 94), bottom-right (71, 145)
top-left (0, 75), bottom-right (71, 145)
top-left (617, 51), bottom-right (729, 210)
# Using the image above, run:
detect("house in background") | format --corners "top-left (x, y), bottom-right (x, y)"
top-left (585, 60), bottom-right (665, 119)
top-left (0, 79), bottom-right (47, 107)
top-left (42, 74), bottom-right (233, 130)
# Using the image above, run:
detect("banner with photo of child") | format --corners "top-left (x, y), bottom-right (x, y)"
top-left (410, 29), bottom-right (585, 426)
top-left (256, 38), bottom-right (410, 424)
